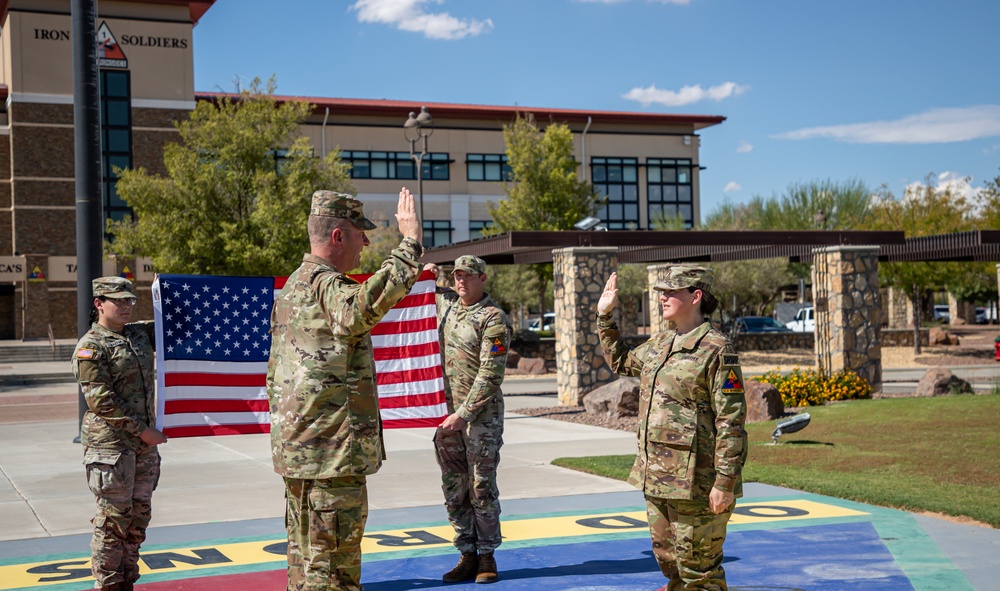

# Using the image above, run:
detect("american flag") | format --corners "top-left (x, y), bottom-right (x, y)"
top-left (151, 271), bottom-right (447, 437)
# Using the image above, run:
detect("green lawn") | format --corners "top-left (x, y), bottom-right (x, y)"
top-left (552, 394), bottom-right (1000, 528)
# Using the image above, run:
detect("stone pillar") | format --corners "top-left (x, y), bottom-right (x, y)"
top-left (553, 247), bottom-right (618, 406)
top-left (947, 292), bottom-right (976, 325)
top-left (812, 246), bottom-right (882, 392)
top-left (646, 263), bottom-right (674, 334)
top-left (886, 287), bottom-right (910, 328)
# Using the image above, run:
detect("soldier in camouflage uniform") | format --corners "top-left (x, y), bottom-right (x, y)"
top-left (424, 256), bottom-right (511, 584)
top-left (267, 188), bottom-right (423, 591)
top-left (597, 266), bottom-right (747, 591)
top-left (72, 276), bottom-right (168, 591)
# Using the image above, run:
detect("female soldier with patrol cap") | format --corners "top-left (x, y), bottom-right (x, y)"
top-left (597, 265), bottom-right (748, 591)
top-left (72, 276), bottom-right (167, 591)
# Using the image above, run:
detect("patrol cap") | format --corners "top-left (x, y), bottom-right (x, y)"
top-left (309, 190), bottom-right (377, 231)
top-left (652, 265), bottom-right (714, 293)
top-left (453, 255), bottom-right (487, 275)
top-left (92, 276), bottom-right (136, 299)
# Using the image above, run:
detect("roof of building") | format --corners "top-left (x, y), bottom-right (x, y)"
top-left (0, 0), bottom-right (216, 26)
top-left (195, 92), bottom-right (727, 130)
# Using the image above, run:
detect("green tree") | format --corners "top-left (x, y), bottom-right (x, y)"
top-left (868, 175), bottom-right (974, 353)
top-left (704, 178), bottom-right (872, 231)
top-left (486, 113), bottom-right (598, 324)
top-left (357, 211), bottom-right (400, 274)
top-left (107, 77), bottom-right (354, 276)
top-left (701, 179), bottom-right (874, 325)
top-left (977, 170), bottom-right (1000, 230)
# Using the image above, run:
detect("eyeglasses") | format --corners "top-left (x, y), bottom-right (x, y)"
top-left (106, 297), bottom-right (137, 306)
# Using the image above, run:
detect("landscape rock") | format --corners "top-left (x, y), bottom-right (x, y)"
top-left (914, 367), bottom-right (975, 397)
top-left (516, 357), bottom-right (547, 375)
top-left (928, 327), bottom-right (960, 346)
top-left (744, 380), bottom-right (785, 423)
top-left (506, 350), bottom-right (521, 369)
top-left (583, 377), bottom-right (640, 418)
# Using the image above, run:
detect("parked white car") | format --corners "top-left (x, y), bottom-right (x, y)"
top-left (785, 306), bottom-right (815, 332)
top-left (528, 312), bottom-right (556, 332)
top-left (932, 304), bottom-right (950, 323)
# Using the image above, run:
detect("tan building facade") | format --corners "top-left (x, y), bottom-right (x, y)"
top-left (0, 0), bottom-right (724, 340)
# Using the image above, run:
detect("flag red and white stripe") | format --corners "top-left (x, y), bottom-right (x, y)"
top-left (152, 271), bottom-right (446, 437)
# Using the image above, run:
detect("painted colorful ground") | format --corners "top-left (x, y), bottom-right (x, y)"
top-left (1, 493), bottom-right (972, 591)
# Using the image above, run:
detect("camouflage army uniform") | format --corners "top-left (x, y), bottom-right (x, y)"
top-left (72, 280), bottom-right (160, 590)
top-left (267, 192), bottom-right (423, 591)
top-left (599, 314), bottom-right (747, 591)
top-left (433, 286), bottom-right (511, 555)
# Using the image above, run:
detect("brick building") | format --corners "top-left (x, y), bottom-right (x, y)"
top-left (0, 0), bottom-right (724, 340)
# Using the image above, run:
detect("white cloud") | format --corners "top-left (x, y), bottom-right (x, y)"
top-left (775, 105), bottom-right (1000, 144)
top-left (736, 141), bottom-right (753, 153)
top-left (902, 171), bottom-right (991, 214)
top-left (935, 171), bottom-right (978, 202)
top-left (723, 181), bottom-right (742, 193)
top-left (351, 0), bottom-right (493, 40)
top-left (622, 82), bottom-right (749, 108)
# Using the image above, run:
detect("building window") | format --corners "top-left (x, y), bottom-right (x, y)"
top-left (100, 70), bottom-right (132, 228)
top-left (647, 158), bottom-right (694, 229)
top-left (467, 154), bottom-right (511, 181)
top-left (270, 149), bottom-right (293, 175)
top-left (469, 220), bottom-right (491, 239)
top-left (591, 157), bottom-right (639, 230)
top-left (342, 151), bottom-right (449, 180)
top-left (423, 220), bottom-right (453, 248)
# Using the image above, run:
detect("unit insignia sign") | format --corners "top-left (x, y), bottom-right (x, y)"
top-left (97, 21), bottom-right (128, 68)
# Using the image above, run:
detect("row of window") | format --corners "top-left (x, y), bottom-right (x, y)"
top-left (97, 70), bottom-right (696, 236)
top-left (592, 157), bottom-right (695, 230)
top-left (343, 152), bottom-right (696, 230)
top-left (424, 220), bottom-right (491, 248)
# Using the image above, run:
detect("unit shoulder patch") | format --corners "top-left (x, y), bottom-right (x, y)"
top-left (489, 336), bottom-right (507, 357)
top-left (721, 368), bottom-right (744, 394)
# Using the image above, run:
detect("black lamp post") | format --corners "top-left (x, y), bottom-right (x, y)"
top-left (404, 106), bottom-right (434, 239)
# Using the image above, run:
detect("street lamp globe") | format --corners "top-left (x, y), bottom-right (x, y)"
top-left (403, 106), bottom-right (434, 242)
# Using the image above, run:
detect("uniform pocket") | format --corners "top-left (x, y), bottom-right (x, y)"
top-left (645, 427), bottom-right (698, 483)
top-left (647, 426), bottom-right (693, 449)
top-left (310, 481), bottom-right (367, 552)
top-left (84, 449), bottom-right (125, 497)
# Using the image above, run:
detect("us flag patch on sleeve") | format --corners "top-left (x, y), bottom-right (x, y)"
top-left (76, 348), bottom-right (95, 359)
top-left (722, 354), bottom-right (740, 366)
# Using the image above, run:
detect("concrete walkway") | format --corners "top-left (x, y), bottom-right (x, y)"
top-left (0, 389), bottom-right (998, 589)
top-left (0, 393), bottom-right (636, 541)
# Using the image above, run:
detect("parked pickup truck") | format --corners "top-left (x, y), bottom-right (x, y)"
top-left (785, 306), bottom-right (815, 332)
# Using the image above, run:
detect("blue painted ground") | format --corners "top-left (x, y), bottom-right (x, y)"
top-left (362, 522), bottom-right (912, 591)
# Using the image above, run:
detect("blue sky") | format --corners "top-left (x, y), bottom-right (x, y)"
top-left (193, 0), bottom-right (1000, 223)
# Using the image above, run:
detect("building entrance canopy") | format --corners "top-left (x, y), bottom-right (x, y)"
top-left (423, 229), bottom-right (1000, 265)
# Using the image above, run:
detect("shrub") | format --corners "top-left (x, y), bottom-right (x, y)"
top-left (753, 368), bottom-right (872, 407)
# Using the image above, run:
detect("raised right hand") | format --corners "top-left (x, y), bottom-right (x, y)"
top-left (396, 187), bottom-right (422, 244)
top-left (597, 273), bottom-right (619, 315)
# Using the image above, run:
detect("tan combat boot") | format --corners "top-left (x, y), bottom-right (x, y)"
top-left (442, 552), bottom-right (479, 583)
top-left (475, 552), bottom-right (498, 584)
